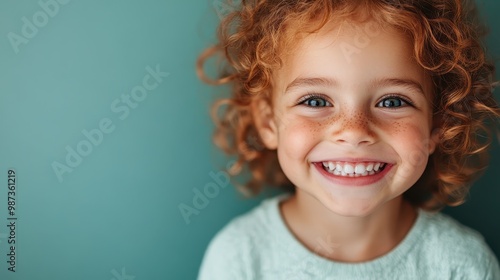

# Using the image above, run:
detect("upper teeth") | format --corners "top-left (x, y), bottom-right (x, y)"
top-left (321, 161), bottom-right (385, 175)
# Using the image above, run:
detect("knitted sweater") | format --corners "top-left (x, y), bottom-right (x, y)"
top-left (198, 193), bottom-right (500, 280)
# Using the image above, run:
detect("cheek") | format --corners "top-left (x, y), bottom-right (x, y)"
top-left (278, 116), bottom-right (324, 160)
top-left (388, 120), bottom-right (431, 152)
top-left (387, 120), bottom-right (432, 179)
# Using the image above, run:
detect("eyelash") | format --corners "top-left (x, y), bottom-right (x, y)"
top-left (296, 93), bottom-right (332, 107)
top-left (377, 94), bottom-right (415, 108)
top-left (296, 93), bottom-right (415, 108)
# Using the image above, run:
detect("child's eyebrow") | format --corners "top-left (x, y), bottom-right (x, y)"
top-left (284, 77), bottom-right (338, 94)
top-left (372, 77), bottom-right (425, 96)
top-left (284, 77), bottom-right (425, 96)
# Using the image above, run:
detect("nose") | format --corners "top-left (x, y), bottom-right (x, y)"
top-left (330, 111), bottom-right (376, 147)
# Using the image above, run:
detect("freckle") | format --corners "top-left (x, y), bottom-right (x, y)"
top-left (392, 121), bottom-right (405, 133)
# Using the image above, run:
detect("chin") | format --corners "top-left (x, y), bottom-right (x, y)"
top-left (321, 197), bottom-right (380, 218)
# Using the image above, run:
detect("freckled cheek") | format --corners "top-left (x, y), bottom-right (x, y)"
top-left (278, 117), bottom-right (323, 160)
top-left (384, 121), bottom-right (432, 165)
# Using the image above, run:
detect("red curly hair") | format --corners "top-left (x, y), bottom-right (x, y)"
top-left (197, 0), bottom-right (500, 210)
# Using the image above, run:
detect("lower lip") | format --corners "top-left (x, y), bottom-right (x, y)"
top-left (313, 163), bottom-right (393, 187)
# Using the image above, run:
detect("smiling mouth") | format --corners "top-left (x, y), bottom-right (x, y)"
top-left (317, 161), bottom-right (387, 177)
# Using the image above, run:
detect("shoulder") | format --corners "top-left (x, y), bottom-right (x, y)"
top-left (418, 210), bottom-right (492, 257)
top-left (207, 193), bottom-right (283, 249)
top-left (414, 209), bottom-right (500, 279)
top-left (197, 194), bottom-right (288, 280)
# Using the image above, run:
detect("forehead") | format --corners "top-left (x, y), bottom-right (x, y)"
top-left (272, 20), bottom-right (433, 100)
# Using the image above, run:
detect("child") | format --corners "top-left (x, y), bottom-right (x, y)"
top-left (197, 0), bottom-right (500, 279)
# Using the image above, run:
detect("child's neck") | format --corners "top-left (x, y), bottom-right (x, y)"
top-left (279, 191), bottom-right (417, 263)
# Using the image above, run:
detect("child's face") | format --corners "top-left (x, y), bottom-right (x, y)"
top-left (254, 20), bottom-right (439, 216)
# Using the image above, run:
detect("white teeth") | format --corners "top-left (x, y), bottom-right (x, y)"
top-left (336, 164), bottom-right (343, 172)
top-left (343, 164), bottom-right (354, 174)
top-left (354, 164), bottom-right (366, 174)
top-left (328, 162), bottom-right (335, 171)
top-left (366, 163), bottom-right (373, 172)
top-left (320, 161), bottom-right (387, 177)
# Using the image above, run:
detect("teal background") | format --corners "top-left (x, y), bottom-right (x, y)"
top-left (0, 1), bottom-right (498, 279)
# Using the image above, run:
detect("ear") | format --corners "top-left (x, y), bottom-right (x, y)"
top-left (251, 98), bottom-right (278, 150)
top-left (428, 112), bottom-right (443, 155)
top-left (428, 127), bottom-right (440, 155)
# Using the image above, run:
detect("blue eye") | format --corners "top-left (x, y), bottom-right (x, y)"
top-left (377, 96), bottom-right (410, 108)
top-left (299, 94), bottom-right (332, 107)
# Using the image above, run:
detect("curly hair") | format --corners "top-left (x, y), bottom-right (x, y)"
top-left (197, 0), bottom-right (500, 210)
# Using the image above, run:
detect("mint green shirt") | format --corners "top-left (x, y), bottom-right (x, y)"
top-left (198, 193), bottom-right (500, 279)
